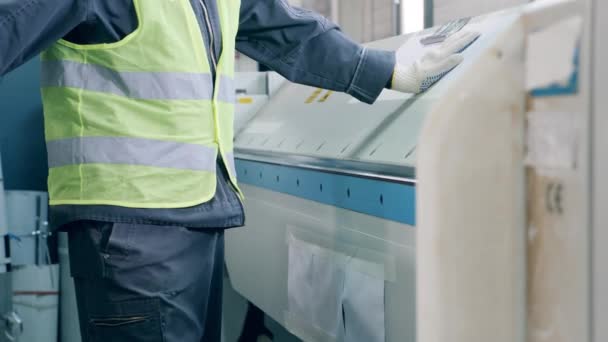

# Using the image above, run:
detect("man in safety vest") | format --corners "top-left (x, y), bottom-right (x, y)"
top-left (0, 0), bottom-right (478, 340)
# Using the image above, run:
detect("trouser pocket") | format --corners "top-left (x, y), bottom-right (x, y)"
top-left (68, 221), bottom-right (133, 279)
top-left (87, 297), bottom-right (164, 342)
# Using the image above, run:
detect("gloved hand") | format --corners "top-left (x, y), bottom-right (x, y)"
top-left (391, 31), bottom-right (481, 94)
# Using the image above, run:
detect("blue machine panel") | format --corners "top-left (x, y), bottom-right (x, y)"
top-left (0, 58), bottom-right (48, 191)
top-left (235, 159), bottom-right (416, 226)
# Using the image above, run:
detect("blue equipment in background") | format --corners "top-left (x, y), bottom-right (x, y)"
top-left (0, 58), bottom-right (48, 191)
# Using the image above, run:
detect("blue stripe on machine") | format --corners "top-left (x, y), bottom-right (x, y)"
top-left (235, 159), bottom-right (416, 226)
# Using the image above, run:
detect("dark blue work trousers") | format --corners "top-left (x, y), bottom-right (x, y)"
top-left (67, 221), bottom-right (225, 342)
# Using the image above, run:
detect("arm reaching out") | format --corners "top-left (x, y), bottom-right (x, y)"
top-left (237, 0), bottom-right (396, 104)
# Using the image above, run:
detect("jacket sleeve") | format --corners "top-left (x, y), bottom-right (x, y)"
top-left (0, 0), bottom-right (88, 76)
top-left (236, 0), bottom-right (396, 104)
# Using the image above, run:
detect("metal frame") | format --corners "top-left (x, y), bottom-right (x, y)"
top-left (591, 0), bottom-right (608, 340)
top-left (235, 149), bottom-right (417, 185)
top-left (425, 0), bottom-right (434, 28)
top-left (234, 157), bottom-right (417, 225)
top-left (394, 0), bottom-right (402, 35)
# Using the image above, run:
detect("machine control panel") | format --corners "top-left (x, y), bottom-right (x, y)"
top-left (234, 10), bottom-right (518, 172)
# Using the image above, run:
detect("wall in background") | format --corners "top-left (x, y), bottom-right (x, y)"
top-left (338, 0), bottom-right (397, 42)
top-left (433, 0), bottom-right (529, 25)
top-left (297, 0), bottom-right (398, 42)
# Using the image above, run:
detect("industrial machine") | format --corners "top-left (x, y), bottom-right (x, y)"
top-left (0, 0), bottom-right (602, 341)
top-left (226, 1), bottom-right (595, 341)
top-left (228, 9), bottom-right (515, 341)
top-left (0, 155), bottom-right (23, 342)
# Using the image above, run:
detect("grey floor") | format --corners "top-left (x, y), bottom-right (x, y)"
top-left (222, 272), bottom-right (301, 342)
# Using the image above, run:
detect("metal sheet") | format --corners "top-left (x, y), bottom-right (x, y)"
top-left (0, 154), bottom-right (8, 273)
top-left (0, 273), bottom-right (13, 342)
top-left (591, 0), bottom-right (608, 340)
top-left (235, 158), bottom-right (416, 225)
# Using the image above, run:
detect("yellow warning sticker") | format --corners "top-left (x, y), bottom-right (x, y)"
top-left (238, 97), bottom-right (254, 104)
top-left (305, 88), bottom-right (323, 103)
top-left (318, 90), bottom-right (333, 103)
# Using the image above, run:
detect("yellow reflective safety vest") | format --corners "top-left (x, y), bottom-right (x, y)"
top-left (40, 0), bottom-right (241, 208)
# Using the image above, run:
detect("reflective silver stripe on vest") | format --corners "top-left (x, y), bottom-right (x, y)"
top-left (47, 137), bottom-right (217, 171)
top-left (217, 76), bottom-right (235, 104)
top-left (41, 60), bottom-right (215, 101)
top-left (224, 152), bottom-right (237, 177)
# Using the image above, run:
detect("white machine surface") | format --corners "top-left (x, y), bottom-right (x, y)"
top-left (234, 72), bottom-right (286, 134)
top-left (227, 0), bottom-right (597, 341)
top-left (226, 6), bottom-right (528, 342)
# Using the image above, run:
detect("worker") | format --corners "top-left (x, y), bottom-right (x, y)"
top-left (0, 1), bottom-right (478, 341)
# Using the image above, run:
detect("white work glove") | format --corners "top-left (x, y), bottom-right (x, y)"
top-left (391, 31), bottom-right (481, 94)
